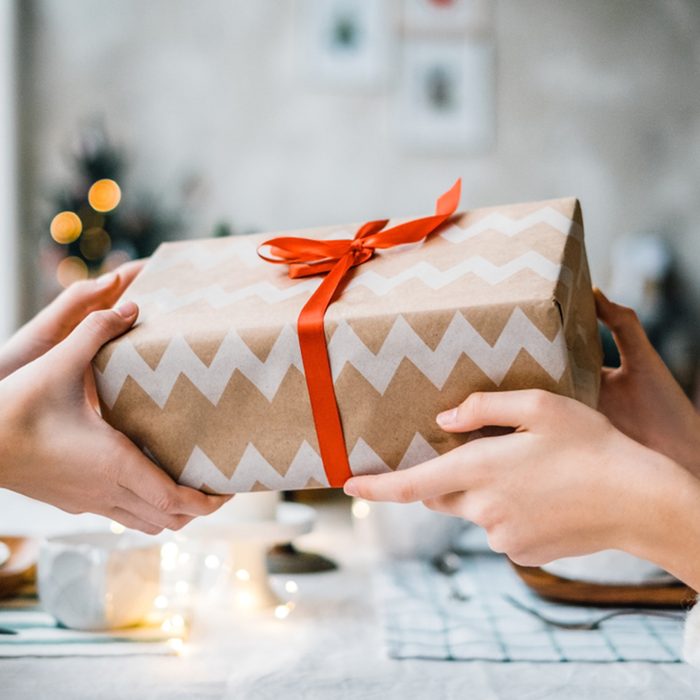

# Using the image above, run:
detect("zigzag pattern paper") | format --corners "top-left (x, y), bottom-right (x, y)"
top-left (96, 309), bottom-right (568, 411)
top-left (95, 196), bottom-right (602, 493)
top-left (131, 252), bottom-right (571, 314)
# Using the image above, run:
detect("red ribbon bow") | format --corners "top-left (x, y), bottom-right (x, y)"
top-left (257, 179), bottom-right (461, 487)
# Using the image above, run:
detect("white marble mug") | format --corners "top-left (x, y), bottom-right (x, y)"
top-left (38, 532), bottom-right (161, 630)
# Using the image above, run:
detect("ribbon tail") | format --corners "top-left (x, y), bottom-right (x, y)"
top-left (297, 254), bottom-right (356, 487)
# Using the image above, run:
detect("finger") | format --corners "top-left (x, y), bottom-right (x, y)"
top-left (344, 444), bottom-right (487, 503)
top-left (423, 492), bottom-right (467, 518)
top-left (116, 443), bottom-right (231, 516)
top-left (30, 263), bottom-right (140, 343)
top-left (117, 489), bottom-right (194, 531)
top-left (53, 302), bottom-right (139, 370)
top-left (593, 288), bottom-right (653, 370)
top-left (108, 507), bottom-right (164, 536)
top-left (435, 389), bottom-right (557, 434)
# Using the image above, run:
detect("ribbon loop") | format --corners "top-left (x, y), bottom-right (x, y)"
top-left (257, 179), bottom-right (462, 487)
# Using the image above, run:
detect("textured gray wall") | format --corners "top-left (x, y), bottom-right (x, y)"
top-left (20, 0), bottom-right (700, 313)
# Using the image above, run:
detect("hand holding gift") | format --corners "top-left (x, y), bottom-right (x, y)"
top-left (94, 183), bottom-right (602, 493)
top-left (344, 293), bottom-right (700, 594)
top-left (0, 263), bottom-right (230, 533)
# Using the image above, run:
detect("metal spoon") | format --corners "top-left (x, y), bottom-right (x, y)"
top-left (504, 594), bottom-right (684, 631)
top-left (431, 551), bottom-right (471, 602)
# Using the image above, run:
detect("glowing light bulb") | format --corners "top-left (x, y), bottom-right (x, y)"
top-left (175, 580), bottom-right (189, 595)
top-left (109, 521), bottom-right (126, 535)
top-left (351, 499), bottom-right (371, 520)
top-left (56, 256), bottom-right (88, 288)
top-left (205, 555), bottom-right (221, 570)
top-left (50, 211), bottom-right (82, 244)
top-left (284, 580), bottom-right (298, 594)
top-left (235, 569), bottom-right (250, 581)
top-left (274, 602), bottom-right (295, 620)
top-left (88, 179), bottom-right (122, 212)
top-left (167, 637), bottom-right (185, 655)
top-left (154, 595), bottom-right (169, 610)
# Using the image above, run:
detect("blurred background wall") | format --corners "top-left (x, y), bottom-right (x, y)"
top-left (3, 0), bottom-right (699, 367)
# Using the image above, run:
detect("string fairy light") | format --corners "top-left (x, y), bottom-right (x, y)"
top-left (88, 178), bottom-right (122, 213)
top-left (351, 499), bottom-right (371, 520)
top-left (50, 211), bottom-right (82, 244)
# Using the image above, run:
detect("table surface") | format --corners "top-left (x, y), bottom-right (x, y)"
top-left (0, 491), bottom-right (698, 700)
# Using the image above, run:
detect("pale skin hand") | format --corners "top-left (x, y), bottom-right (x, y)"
top-left (595, 288), bottom-right (700, 477)
top-left (0, 260), bottom-right (144, 381)
top-left (344, 389), bottom-right (700, 591)
top-left (0, 268), bottom-right (230, 534)
top-left (343, 290), bottom-right (700, 590)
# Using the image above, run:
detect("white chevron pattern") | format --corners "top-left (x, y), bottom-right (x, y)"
top-left (440, 206), bottom-right (581, 243)
top-left (96, 324), bottom-right (303, 409)
top-left (133, 252), bottom-right (569, 314)
top-left (141, 205), bottom-right (578, 277)
top-left (327, 309), bottom-right (567, 392)
top-left (179, 441), bottom-right (328, 492)
top-left (177, 431), bottom-right (442, 491)
top-left (96, 308), bottom-right (568, 411)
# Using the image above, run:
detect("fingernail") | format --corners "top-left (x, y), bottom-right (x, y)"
top-left (343, 480), bottom-right (359, 497)
top-left (116, 300), bottom-right (138, 319)
top-left (96, 271), bottom-right (118, 288)
top-left (436, 408), bottom-right (458, 428)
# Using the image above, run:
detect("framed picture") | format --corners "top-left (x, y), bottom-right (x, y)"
top-left (299, 0), bottom-right (394, 89)
top-left (395, 38), bottom-right (495, 153)
top-left (402, 0), bottom-right (491, 34)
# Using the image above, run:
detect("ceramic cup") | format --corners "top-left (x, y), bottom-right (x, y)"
top-left (38, 532), bottom-right (161, 630)
top-left (352, 499), bottom-right (465, 559)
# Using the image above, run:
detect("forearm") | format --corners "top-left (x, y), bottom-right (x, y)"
top-left (623, 447), bottom-right (700, 592)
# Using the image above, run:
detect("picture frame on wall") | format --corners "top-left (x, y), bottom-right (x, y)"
top-left (395, 38), bottom-right (496, 154)
top-left (299, 0), bottom-right (394, 90)
top-left (402, 0), bottom-right (491, 34)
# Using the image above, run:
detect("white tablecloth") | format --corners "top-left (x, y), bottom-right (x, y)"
top-left (0, 491), bottom-right (698, 700)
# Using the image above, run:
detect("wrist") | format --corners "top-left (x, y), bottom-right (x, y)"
top-left (623, 444), bottom-right (700, 591)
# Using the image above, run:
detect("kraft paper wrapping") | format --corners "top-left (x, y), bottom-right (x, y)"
top-left (94, 197), bottom-right (602, 493)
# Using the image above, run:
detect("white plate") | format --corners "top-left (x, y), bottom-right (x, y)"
top-left (0, 541), bottom-right (9, 568)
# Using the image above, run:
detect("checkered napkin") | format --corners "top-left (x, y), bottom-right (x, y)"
top-left (0, 587), bottom-right (178, 657)
top-left (376, 553), bottom-right (684, 663)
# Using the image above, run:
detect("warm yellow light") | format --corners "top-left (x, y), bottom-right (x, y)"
top-left (205, 555), bottom-right (221, 570)
top-left (79, 227), bottom-right (111, 261)
top-left (284, 580), bottom-right (298, 594)
top-left (274, 602), bottom-right (295, 620)
top-left (50, 211), bottom-right (82, 244)
top-left (56, 256), bottom-right (88, 288)
top-left (88, 178), bottom-right (122, 213)
top-left (161, 542), bottom-right (179, 560)
top-left (237, 591), bottom-right (253, 608)
top-left (351, 499), bottom-right (371, 520)
top-left (235, 569), bottom-right (250, 581)
top-left (109, 521), bottom-right (126, 535)
top-left (154, 595), bottom-right (169, 610)
top-left (170, 614), bottom-right (186, 631)
top-left (175, 580), bottom-right (189, 595)
top-left (167, 637), bottom-right (185, 655)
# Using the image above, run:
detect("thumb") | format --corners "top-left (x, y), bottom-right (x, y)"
top-left (593, 288), bottom-right (653, 370)
top-left (54, 301), bottom-right (139, 370)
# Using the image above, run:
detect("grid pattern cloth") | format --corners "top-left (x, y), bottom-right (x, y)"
top-left (376, 553), bottom-right (685, 663)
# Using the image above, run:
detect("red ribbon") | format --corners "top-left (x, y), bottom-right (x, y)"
top-left (257, 180), bottom-right (461, 487)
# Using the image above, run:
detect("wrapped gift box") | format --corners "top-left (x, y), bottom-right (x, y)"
top-left (94, 196), bottom-right (602, 493)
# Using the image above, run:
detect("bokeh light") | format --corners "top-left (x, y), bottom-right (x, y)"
top-left (79, 227), bottom-right (112, 260)
top-left (88, 178), bottom-right (122, 212)
top-left (50, 211), bottom-right (82, 244)
top-left (56, 256), bottom-right (88, 288)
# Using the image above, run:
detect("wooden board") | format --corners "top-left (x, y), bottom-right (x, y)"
top-left (0, 537), bottom-right (39, 599)
top-left (511, 562), bottom-right (696, 608)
